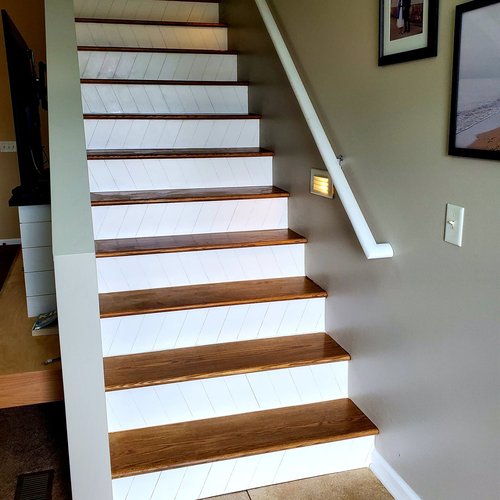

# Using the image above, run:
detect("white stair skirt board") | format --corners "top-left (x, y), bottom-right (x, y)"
top-left (84, 118), bottom-right (260, 149)
top-left (101, 298), bottom-right (326, 357)
top-left (112, 436), bottom-right (375, 500)
top-left (88, 156), bottom-right (273, 192)
top-left (106, 362), bottom-right (348, 432)
top-left (92, 198), bottom-right (288, 239)
top-left (96, 244), bottom-right (304, 293)
top-left (75, 23), bottom-right (228, 51)
top-left (370, 450), bottom-right (422, 500)
top-left (74, 0), bottom-right (220, 24)
top-left (78, 51), bottom-right (238, 82)
top-left (81, 83), bottom-right (248, 115)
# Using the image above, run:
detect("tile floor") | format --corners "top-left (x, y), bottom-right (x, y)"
top-left (204, 468), bottom-right (393, 499)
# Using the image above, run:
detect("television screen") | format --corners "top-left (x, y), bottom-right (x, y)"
top-left (1, 9), bottom-right (49, 206)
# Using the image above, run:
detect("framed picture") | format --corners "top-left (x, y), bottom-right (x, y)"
top-left (379, 0), bottom-right (439, 66)
top-left (449, 0), bottom-right (500, 160)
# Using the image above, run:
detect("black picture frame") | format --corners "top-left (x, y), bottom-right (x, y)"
top-left (379, 0), bottom-right (439, 66)
top-left (449, 0), bottom-right (500, 161)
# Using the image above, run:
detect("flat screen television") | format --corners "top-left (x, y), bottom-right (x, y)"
top-left (2, 9), bottom-right (49, 206)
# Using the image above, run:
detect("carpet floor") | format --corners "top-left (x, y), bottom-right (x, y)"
top-left (0, 402), bottom-right (72, 500)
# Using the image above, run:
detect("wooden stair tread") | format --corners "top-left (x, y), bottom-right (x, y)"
top-left (75, 18), bottom-right (227, 28)
top-left (99, 277), bottom-right (327, 318)
top-left (95, 229), bottom-right (306, 257)
top-left (87, 147), bottom-right (274, 160)
top-left (81, 79), bottom-right (248, 86)
top-left (84, 113), bottom-right (260, 120)
top-left (109, 399), bottom-right (378, 478)
top-left (157, 0), bottom-right (220, 2)
top-left (104, 333), bottom-right (350, 391)
top-left (78, 46), bottom-right (238, 55)
top-left (91, 186), bottom-right (288, 206)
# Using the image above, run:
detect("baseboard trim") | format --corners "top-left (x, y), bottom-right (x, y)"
top-left (370, 449), bottom-right (421, 500)
top-left (0, 238), bottom-right (21, 245)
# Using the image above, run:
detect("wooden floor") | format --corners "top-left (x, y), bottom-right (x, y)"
top-left (0, 251), bottom-right (63, 409)
top-left (87, 147), bottom-right (274, 160)
top-left (104, 333), bottom-right (350, 391)
top-left (109, 399), bottom-right (379, 479)
top-left (91, 186), bottom-right (289, 206)
top-left (95, 229), bottom-right (306, 257)
top-left (99, 277), bottom-right (327, 318)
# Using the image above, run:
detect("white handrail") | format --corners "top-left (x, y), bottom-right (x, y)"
top-left (254, 0), bottom-right (394, 259)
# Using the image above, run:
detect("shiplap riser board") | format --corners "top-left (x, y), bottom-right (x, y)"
top-left (92, 198), bottom-right (288, 239)
top-left (18, 204), bottom-right (51, 223)
top-left (106, 362), bottom-right (348, 432)
top-left (22, 246), bottom-right (54, 273)
top-left (101, 298), bottom-right (325, 357)
top-left (78, 51), bottom-right (238, 82)
top-left (75, 23), bottom-right (228, 51)
top-left (88, 157), bottom-right (273, 192)
top-left (19, 221), bottom-right (52, 248)
top-left (81, 83), bottom-right (248, 114)
top-left (112, 436), bottom-right (375, 500)
top-left (27, 294), bottom-right (57, 318)
top-left (24, 271), bottom-right (56, 297)
top-left (97, 244), bottom-right (304, 293)
top-left (73, 0), bottom-right (220, 24)
top-left (84, 118), bottom-right (259, 149)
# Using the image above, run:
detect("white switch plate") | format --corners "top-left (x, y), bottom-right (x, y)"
top-left (0, 141), bottom-right (17, 153)
top-left (444, 204), bottom-right (465, 247)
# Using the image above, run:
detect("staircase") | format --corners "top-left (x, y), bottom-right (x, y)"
top-left (75, 0), bottom-right (378, 498)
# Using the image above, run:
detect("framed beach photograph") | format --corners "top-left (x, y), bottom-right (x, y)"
top-left (379, 0), bottom-right (439, 65)
top-left (449, 0), bottom-right (500, 160)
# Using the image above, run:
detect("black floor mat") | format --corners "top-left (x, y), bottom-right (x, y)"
top-left (0, 244), bottom-right (20, 291)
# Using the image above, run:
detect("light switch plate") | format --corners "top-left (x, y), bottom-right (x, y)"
top-left (0, 141), bottom-right (17, 153)
top-left (444, 204), bottom-right (465, 247)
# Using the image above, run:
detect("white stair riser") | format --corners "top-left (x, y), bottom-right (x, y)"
top-left (92, 198), bottom-right (288, 239)
top-left (106, 362), bottom-right (348, 432)
top-left (74, 0), bottom-right (220, 24)
top-left (88, 157), bottom-right (273, 192)
top-left (76, 23), bottom-right (228, 51)
top-left (112, 436), bottom-right (375, 500)
top-left (97, 244), bottom-right (305, 293)
top-left (79, 51), bottom-right (238, 82)
top-left (81, 84), bottom-right (248, 115)
top-left (101, 298), bottom-right (326, 357)
top-left (84, 119), bottom-right (260, 149)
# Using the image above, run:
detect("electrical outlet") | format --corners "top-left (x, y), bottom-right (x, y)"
top-left (0, 141), bottom-right (17, 153)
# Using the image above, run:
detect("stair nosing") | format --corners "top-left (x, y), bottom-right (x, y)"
top-left (75, 17), bottom-right (227, 28)
top-left (95, 229), bottom-right (307, 258)
top-left (104, 333), bottom-right (350, 392)
top-left (83, 113), bottom-right (260, 120)
top-left (81, 79), bottom-right (248, 86)
top-left (90, 186), bottom-right (288, 207)
top-left (99, 277), bottom-right (328, 318)
top-left (87, 147), bottom-right (274, 160)
top-left (77, 46), bottom-right (238, 55)
top-left (109, 399), bottom-right (379, 478)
